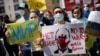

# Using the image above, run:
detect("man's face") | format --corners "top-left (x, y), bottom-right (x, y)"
top-left (56, 28), bottom-right (70, 50)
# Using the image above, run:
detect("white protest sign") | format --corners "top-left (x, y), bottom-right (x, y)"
top-left (88, 11), bottom-right (100, 24)
top-left (42, 23), bottom-right (86, 56)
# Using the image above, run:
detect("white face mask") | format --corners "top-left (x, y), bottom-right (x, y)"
top-left (54, 13), bottom-right (64, 21)
top-left (20, 10), bottom-right (25, 16)
top-left (84, 7), bottom-right (89, 11)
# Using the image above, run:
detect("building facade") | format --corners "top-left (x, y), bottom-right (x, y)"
top-left (0, 0), bottom-right (25, 21)
top-left (0, 0), bottom-right (59, 21)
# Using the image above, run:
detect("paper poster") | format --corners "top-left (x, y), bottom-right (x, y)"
top-left (88, 11), bottom-right (100, 24)
top-left (7, 20), bottom-right (40, 45)
top-left (26, 0), bottom-right (47, 11)
top-left (42, 23), bottom-right (86, 56)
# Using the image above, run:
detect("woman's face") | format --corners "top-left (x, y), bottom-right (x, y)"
top-left (29, 13), bottom-right (39, 20)
top-left (73, 8), bottom-right (81, 19)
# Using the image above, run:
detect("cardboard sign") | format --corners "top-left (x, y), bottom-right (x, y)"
top-left (7, 20), bottom-right (40, 45)
top-left (42, 23), bottom-right (86, 56)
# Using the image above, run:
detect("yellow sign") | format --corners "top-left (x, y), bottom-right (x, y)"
top-left (7, 20), bottom-right (40, 45)
top-left (26, 0), bottom-right (47, 11)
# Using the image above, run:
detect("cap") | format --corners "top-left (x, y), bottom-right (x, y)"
top-left (18, 3), bottom-right (28, 9)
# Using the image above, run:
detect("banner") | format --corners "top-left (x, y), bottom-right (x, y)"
top-left (26, 0), bottom-right (47, 11)
top-left (7, 20), bottom-right (40, 45)
top-left (42, 23), bottom-right (86, 56)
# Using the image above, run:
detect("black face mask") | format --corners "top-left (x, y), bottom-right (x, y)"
top-left (96, 7), bottom-right (100, 11)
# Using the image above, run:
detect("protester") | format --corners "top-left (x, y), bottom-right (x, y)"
top-left (16, 2), bottom-right (31, 56)
top-left (88, 1), bottom-right (100, 56)
top-left (34, 9), bottom-right (52, 26)
top-left (16, 2), bottom-right (29, 22)
top-left (37, 7), bottom-right (83, 56)
top-left (43, 9), bottom-right (54, 25)
top-left (83, 4), bottom-right (91, 18)
top-left (3, 15), bottom-right (19, 56)
top-left (71, 5), bottom-right (88, 56)
top-left (71, 5), bottom-right (87, 28)
top-left (29, 11), bottom-right (43, 56)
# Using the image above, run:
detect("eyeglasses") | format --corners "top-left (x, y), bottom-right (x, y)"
top-left (54, 11), bottom-right (62, 14)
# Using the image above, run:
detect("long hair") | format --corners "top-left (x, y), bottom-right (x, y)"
top-left (71, 5), bottom-right (83, 19)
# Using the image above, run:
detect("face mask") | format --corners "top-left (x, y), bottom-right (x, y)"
top-left (84, 7), bottom-right (89, 11)
top-left (20, 10), bottom-right (25, 16)
top-left (96, 7), bottom-right (100, 11)
top-left (54, 13), bottom-right (64, 21)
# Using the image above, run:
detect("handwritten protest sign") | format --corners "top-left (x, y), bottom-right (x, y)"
top-left (26, 0), bottom-right (47, 11)
top-left (7, 20), bottom-right (40, 45)
top-left (42, 23), bottom-right (86, 56)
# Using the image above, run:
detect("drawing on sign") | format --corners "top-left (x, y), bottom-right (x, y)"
top-left (54, 28), bottom-right (72, 53)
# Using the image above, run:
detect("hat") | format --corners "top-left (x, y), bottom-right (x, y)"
top-left (18, 3), bottom-right (28, 9)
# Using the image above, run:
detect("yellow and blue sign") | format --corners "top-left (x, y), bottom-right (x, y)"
top-left (7, 20), bottom-right (40, 45)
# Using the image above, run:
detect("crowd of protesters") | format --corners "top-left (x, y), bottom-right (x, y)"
top-left (0, 1), bottom-right (100, 56)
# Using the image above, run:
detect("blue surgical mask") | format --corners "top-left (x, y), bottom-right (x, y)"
top-left (54, 13), bottom-right (64, 21)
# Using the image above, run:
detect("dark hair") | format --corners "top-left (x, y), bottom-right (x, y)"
top-left (53, 7), bottom-right (62, 13)
top-left (30, 10), bottom-right (40, 16)
top-left (62, 9), bottom-right (70, 22)
top-left (3, 15), bottom-right (11, 23)
top-left (71, 5), bottom-right (83, 18)
top-left (53, 7), bottom-right (70, 22)
top-left (3, 15), bottom-right (9, 19)
top-left (96, 1), bottom-right (100, 4)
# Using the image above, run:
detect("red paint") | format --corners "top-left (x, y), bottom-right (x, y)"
top-left (42, 32), bottom-right (54, 39)
top-left (65, 0), bottom-right (95, 11)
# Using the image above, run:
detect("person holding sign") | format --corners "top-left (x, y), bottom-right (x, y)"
top-left (87, 1), bottom-right (100, 56)
top-left (16, 2), bottom-right (31, 56)
top-left (3, 15), bottom-right (19, 56)
top-left (29, 11), bottom-right (43, 56)
top-left (71, 5), bottom-right (87, 28)
top-left (38, 7), bottom-right (82, 56)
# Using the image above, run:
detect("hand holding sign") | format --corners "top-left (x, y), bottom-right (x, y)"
top-left (5, 31), bottom-right (10, 38)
